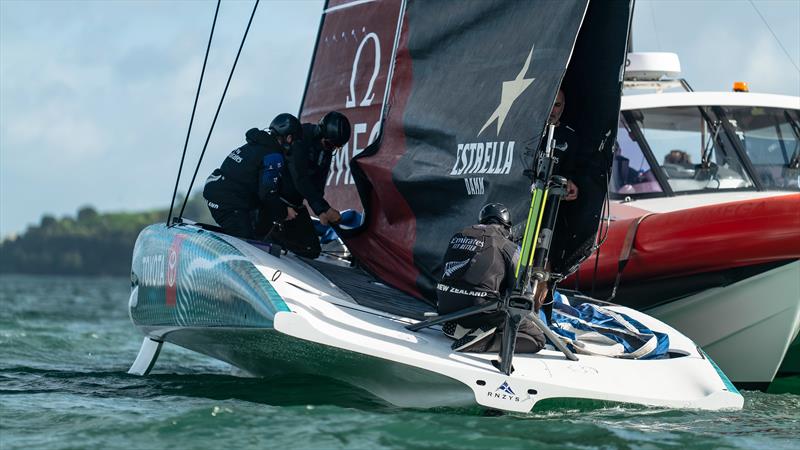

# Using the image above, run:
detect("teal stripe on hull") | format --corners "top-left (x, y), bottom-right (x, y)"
top-left (130, 224), bottom-right (288, 329)
top-left (700, 348), bottom-right (740, 395)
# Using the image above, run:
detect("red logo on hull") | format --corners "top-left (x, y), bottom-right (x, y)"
top-left (165, 234), bottom-right (187, 307)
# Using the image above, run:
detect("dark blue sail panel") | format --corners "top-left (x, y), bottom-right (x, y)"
top-left (301, 0), bottom-right (632, 301)
top-left (393, 0), bottom-right (591, 298)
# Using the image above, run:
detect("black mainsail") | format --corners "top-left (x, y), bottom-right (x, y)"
top-left (300, 0), bottom-right (633, 300)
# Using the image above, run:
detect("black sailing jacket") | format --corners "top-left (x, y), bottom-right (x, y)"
top-left (203, 128), bottom-right (285, 210)
top-left (439, 224), bottom-right (520, 300)
top-left (279, 123), bottom-right (334, 215)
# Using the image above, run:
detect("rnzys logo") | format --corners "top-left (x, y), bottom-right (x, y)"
top-left (452, 45), bottom-right (537, 196)
top-left (488, 381), bottom-right (522, 402)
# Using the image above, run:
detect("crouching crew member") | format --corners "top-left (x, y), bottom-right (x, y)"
top-left (203, 113), bottom-right (301, 240)
top-left (260, 111), bottom-right (352, 259)
top-left (437, 203), bottom-right (546, 353)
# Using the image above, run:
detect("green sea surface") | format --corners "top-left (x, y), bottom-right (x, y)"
top-left (1, 275), bottom-right (798, 449)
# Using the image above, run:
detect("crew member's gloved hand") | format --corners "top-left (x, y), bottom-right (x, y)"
top-left (565, 179), bottom-right (579, 201)
top-left (285, 207), bottom-right (297, 221)
top-left (319, 207), bottom-right (341, 226)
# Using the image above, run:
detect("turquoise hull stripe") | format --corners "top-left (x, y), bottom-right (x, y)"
top-left (131, 224), bottom-right (290, 328)
top-left (700, 348), bottom-right (739, 394)
top-left (205, 231), bottom-right (291, 313)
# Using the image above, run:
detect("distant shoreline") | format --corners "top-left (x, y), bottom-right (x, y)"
top-left (0, 196), bottom-right (213, 277)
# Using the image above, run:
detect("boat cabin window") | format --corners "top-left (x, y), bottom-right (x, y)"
top-left (720, 106), bottom-right (800, 191)
top-left (611, 117), bottom-right (663, 196)
top-left (622, 106), bottom-right (754, 193)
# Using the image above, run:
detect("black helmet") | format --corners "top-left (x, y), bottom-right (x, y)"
top-left (479, 203), bottom-right (511, 228)
top-left (318, 111), bottom-right (351, 147)
top-left (269, 113), bottom-right (301, 138)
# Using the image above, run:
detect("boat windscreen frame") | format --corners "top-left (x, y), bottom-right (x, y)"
top-left (619, 110), bottom-right (674, 197)
top-left (785, 109), bottom-right (800, 168)
top-left (616, 104), bottom-right (768, 199)
top-left (710, 105), bottom-right (764, 191)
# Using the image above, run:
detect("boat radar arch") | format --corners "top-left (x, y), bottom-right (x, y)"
top-left (624, 52), bottom-right (691, 93)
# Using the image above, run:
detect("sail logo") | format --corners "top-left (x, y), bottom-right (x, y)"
top-left (165, 234), bottom-right (187, 307)
top-left (453, 45), bottom-right (536, 196)
top-left (451, 140), bottom-right (515, 197)
top-left (450, 142), bottom-right (515, 176)
top-left (326, 30), bottom-right (383, 187)
top-left (479, 45), bottom-right (536, 137)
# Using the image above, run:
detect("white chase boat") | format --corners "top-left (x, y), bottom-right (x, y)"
top-left (128, 0), bottom-right (743, 412)
top-left (567, 52), bottom-right (800, 389)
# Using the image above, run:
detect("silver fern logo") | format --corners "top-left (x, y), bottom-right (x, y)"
top-left (444, 259), bottom-right (471, 277)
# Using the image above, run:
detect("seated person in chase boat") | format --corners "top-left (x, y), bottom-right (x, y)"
top-left (662, 149), bottom-right (695, 179)
top-left (437, 203), bottom-right (546, 353)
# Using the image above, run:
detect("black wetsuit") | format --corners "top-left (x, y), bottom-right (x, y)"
top-left (260, 123), bottom-right (334, 259)
top-left (547, 124), bottom-right (608, 275)
top-left (437, 223), bottom-right (544, 353)
top-left (203, 128), bottom-right (285, 239)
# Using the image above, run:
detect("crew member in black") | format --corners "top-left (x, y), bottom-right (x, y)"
top-left (437, 203), bottom-right (545, 353)
top-left (203, 113), bottom-right (301, 240)
top-left (260, 111), bottom-right (352, 258)
top-left (548, 89), bottom-right (580, 201)
top-left (545, 89), bottom-right (606, 276)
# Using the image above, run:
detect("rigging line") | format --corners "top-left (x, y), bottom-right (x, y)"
top-left (178, 0), bottom-right (260, 221)
top-left (167, 0), bottom-right (221, 226)
top-left (747, 0), bottom-right (800, 73)
top-left (648, 0), bottom-right (662, 52)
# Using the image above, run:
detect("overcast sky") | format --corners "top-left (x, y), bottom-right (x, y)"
top-left (1, 0), bottom-right (798, 237)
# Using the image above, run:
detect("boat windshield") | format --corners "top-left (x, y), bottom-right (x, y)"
top-left (612, 117), bottom-right (663, 195)
top-left (613, 106), bottom-right (755, 196)
top-left (719, 106), bottom-right (800, 190)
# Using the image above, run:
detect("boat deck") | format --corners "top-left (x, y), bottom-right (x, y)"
top-left (303, 259), bottom-right (435, 320)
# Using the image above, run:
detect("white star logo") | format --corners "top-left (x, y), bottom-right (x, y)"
top-left (479, 45), bottom-right (536, 136)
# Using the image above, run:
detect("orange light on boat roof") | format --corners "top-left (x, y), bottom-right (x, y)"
top-left (733, 81), bottom-right (750, 92)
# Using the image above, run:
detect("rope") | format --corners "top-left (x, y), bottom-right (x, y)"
top-left (166, 0), bottom-right (221, 226)
top-left (177, 0), bottom-right (261, 221)
top-left (748, 0), bottom-right (800, 73)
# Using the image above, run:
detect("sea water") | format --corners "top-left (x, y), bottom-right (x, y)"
top-left (1, 275), bottom-right (797, 449)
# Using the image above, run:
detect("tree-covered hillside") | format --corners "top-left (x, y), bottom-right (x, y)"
top-left (0, 196), bottom-right (213, 276)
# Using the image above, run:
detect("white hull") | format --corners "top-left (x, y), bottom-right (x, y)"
top-left (272, 292), bottom-right (742, 412)
top-left (128, 225), bottom-right (743, 412)
top-left (647, 260), bottom-right (800, 386)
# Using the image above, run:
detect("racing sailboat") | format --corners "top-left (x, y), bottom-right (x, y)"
top-left (127, 0), bottom-right (743, 412)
